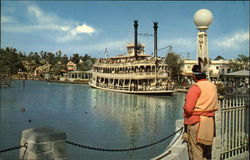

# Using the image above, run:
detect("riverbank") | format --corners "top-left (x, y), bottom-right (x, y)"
top-left (11, 78), bottom-right (190, 93)
top-left (11, 78), bottom-right (90, 84)
top-left (49, 79), bottom-right (90, 84)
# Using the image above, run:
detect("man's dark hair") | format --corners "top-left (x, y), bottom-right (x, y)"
top-left (192, 65), bottom-right (207, 80)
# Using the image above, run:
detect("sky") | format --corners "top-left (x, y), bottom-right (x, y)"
top-left (1, 1), bottom-right (249, 59)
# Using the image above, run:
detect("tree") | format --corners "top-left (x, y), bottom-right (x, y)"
top-left (61, 54), bottom-right (69, 65)
top-left (0, 47), bottom-right (24, 75)
top-left (56, 50), bottom-right (62, 57)
top-left (77, 54), bottom-right (94, 71)
top-left (28, 52), bottom-right (41, 65)
top-left (0, 47), bottom-right (95, 76)
top-left (214, 55), bottom-right (224, 60)
top-left (236, 54), bottom-right (249, 63)
top-left (164, 52), bottom-right (184, 81)
top-left (46, 52), bottom-right (56, 64)
top-left (71, 53), bottom-right (80, 64)
top-left (40, 51), bottom-right (46, 59)
top-left (229, 54), bottom-right (249, 72)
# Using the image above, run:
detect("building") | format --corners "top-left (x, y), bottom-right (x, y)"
top-left (181, 59), bottom-right (231, 79)
top-left (67, 61), bottom-right (77, 71)
top-left (59, 70), bottom-right (92, 83)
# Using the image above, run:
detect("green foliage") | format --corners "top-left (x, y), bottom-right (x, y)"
top-left (0, 47), bottom-right (25, 75)
top-left (46, 52), bottom-right (56, 64)
top-left (229, 54), bottom-right (250, 72)
top-left (61, 54), bottom-right (69, 65)
top-left (216, 83), bottom-right (226, 95)
top-left (71, 53), bottom-right (80, 64)
top-left (164, 52), bottom-right (184, 81)
top-left (76, 54), bottom-right (95, 71)
top-left (0, 47), bottom-right (95, 76)
top-left (236, 54), bottom-right (249, 63)
top-left (214, 55), bottom-right (224, 60)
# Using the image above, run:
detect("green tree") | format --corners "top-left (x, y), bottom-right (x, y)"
top-left (229, 54), bottom-right (249, 71)
top-left (28, 52), bottom-right (41, 65)
top-left (46, 52), bottom-right (56, 64)
top-left (236, 54), bottom-right (249, 63)
top-left (0, 47), bottom-right (24, 75)
top-left (214, 55), bottom-right (225, 60)
top-left (40, 51), bottom-right (46, 59)
top-left (61, 54), bottom-right (69, 65)
top-left (71, 53), bottom-right (80, 64)
top-left (164, 52), bottom-right (184, 81)
top-left (0, 47), bottom-right (96, 76)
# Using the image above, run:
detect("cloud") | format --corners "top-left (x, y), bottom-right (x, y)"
top-left (208, 30), bottom-right (249, 58)
top-left (157, 37), bottom-right (196, 56)
top-left (81, 37), bottom-right (196, 57)
top-left (214, 31), bottom-right (249, 49)
top-left (56, 24), bottom-right (96, 42)
top-left (59, 38), bottom-right (130, 57)
top-left (1, 15), bottom-right (17, 23)
top-left (28, 6), bottom-right (67, 24)
top-left (82, 39), bottom-right (129, 51)
top-left (168, 38), bottom-right (196, 48)
top-left (27, 5), bottom-right (96, 42)
top-left (76, 24), bottom-right (95, 34)
top-left (2, 4), bottom-right (96, 43)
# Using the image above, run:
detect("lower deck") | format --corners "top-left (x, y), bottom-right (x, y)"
top-left (89, 82), bottom-right (176, 95)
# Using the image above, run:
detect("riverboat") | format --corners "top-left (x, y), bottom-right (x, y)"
top-left (89, 21), bottom-right (176, 95)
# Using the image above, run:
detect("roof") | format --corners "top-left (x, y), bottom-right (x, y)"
top-left (223, 70), bottom-right (249, 77)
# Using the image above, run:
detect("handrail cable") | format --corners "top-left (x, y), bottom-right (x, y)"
top-left (66, 127), bottom-right (183, 152)
top-left (0, 143), bottom-right (27, 153)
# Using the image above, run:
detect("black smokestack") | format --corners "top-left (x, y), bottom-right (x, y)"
top-left (153, 22), bottom-right (158, 58)
top-left (134, 20), bottom-right (138, 58)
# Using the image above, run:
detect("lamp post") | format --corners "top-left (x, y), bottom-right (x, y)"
top-left (193, 9), bottom-right (213, 78)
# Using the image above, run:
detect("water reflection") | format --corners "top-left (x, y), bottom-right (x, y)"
top-left (90, 89), bottom-right (185, 147)
top-left (0, 80), bottom-right (185, 160)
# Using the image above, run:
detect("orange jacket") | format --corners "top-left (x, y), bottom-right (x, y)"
top-left (183, 79), bottom-right (218, 125)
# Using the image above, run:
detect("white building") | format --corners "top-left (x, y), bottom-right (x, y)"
top-left (181, 59), bottom-right (231, 78)
top-left (67, 61), bottom-right (77, 71)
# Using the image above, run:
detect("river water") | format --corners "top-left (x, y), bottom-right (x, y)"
top-left (0, 80), bottom-right (185, 160)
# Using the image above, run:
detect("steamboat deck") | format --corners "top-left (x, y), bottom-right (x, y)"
top-left (90, 20), bottom-right (176, 95)
top-left (89, 82), bottom-right (176, 95)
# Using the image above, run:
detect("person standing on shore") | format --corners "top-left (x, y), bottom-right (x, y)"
top-left (183, 64), bottom-right (218, 160)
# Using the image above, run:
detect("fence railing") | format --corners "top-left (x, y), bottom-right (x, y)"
top-left (219, 97), bottom-right (249, 159)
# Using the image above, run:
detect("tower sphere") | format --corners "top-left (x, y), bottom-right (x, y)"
top-left (194, 9), bottom-right (213, 28)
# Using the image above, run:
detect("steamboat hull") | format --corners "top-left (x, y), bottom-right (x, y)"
top-left (89, 82), bottom-right (175, 95)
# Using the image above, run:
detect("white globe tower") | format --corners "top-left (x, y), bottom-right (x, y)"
top-left (194, 9), bottom-right (213, 75)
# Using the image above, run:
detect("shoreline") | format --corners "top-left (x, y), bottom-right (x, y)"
top-left (10, 78), bottom-right (191, 92)
top-left (11, 78), bottom-right (90, 84)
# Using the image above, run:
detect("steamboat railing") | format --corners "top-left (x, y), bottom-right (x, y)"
top-left (219, 97), bottom-right (249, 159)
top-left (92, 71), bottom-right (169, 79)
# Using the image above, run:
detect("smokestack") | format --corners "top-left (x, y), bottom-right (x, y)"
top-left (153, 22), bottom-right (158, 58)
top-left (134, 20), bottom-right (138, 58)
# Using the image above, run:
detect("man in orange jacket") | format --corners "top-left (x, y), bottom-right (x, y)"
top-left (183, 64), bottom-right (218, 160)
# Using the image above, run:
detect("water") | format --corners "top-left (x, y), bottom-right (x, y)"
top-left (0, 80), bottom-right (185, 160)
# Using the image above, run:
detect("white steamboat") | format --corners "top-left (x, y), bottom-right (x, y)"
top-left (89, 21), bottom-right (176, 95)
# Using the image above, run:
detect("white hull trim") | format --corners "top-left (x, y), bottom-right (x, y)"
top-left (89, 82), bottom-right (176, 95)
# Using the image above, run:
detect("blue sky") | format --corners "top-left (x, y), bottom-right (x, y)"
top-left (1, 1), bottom-right (249, 59)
